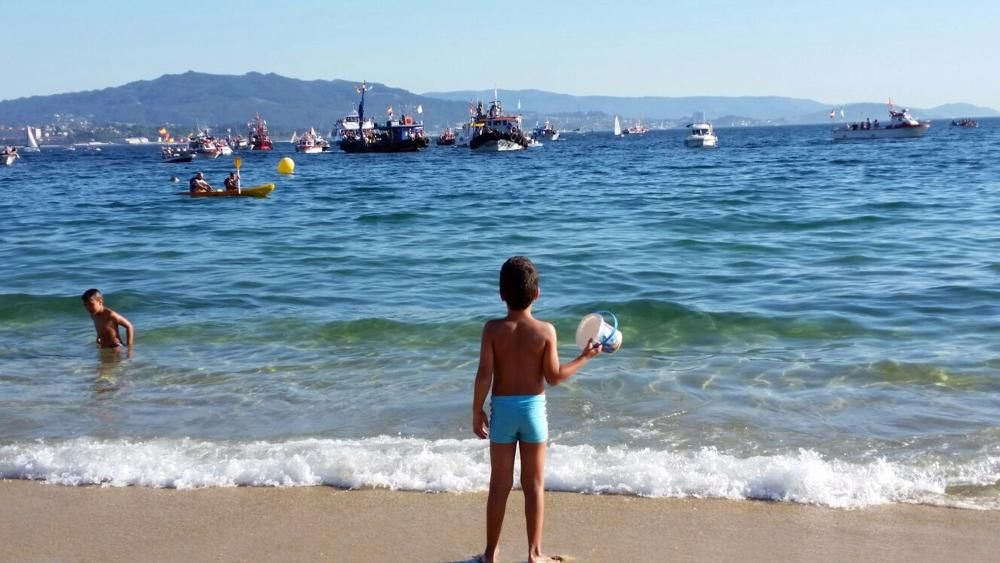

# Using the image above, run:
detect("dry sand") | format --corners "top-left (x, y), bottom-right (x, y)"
top-left (1, 480), bottom-right (998, 562)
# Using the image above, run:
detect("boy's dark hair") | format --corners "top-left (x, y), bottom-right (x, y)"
top-left (81, 288), bottom-right (102, 302)
top-left (499, 256), bottom-right (539, 311)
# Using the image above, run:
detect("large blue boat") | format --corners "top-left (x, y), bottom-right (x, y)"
top-left (339, 82), bottom-right (429, 153)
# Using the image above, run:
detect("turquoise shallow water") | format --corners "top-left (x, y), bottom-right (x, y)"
top-left (0, 122), bottom-right (998, 507)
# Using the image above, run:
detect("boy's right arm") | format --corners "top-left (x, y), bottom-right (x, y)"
top-left (542, 323), bottom-right (599, 386)
top-left (472, 323), bottom-right (494, 439)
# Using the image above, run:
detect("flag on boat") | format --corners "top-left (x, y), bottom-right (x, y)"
top-left (417, 104), bottom-right (423, 114)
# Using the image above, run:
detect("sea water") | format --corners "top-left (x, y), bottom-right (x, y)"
top-left (1, 123), bottom-right (998, 509)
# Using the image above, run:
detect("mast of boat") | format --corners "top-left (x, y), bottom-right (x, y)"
top-left (355, 81), bottom-right (371, 125)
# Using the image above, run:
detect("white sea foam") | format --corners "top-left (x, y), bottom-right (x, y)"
top-left (1, 437), bottom-right (997, 509)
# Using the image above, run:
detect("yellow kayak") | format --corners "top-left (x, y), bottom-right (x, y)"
top-left (176, 183), bottom-right (275, 198)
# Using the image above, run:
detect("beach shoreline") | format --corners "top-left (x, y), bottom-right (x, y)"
top-left (2, 480), bottom-right (998, 562)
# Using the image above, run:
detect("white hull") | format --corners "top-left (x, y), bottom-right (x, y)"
top-left (296, 146), bottom-right (324, 154)
top-left (2, 154), bottom-right (16, 166)
top-left (685, 135), bottom-right (717, 148)
top-left (196, 150), bottom-right (221, 159)
top-left (832, 124), bottom-right (929, 140)
top-left (218, 146), bottom-right (233, 156)
top-left (536, 131), bottom-right (559, 142)
top-left (471, 139), bottom-right (524, 152)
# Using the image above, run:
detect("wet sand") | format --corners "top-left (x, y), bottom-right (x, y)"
top-left (1, 480), bottom-right (998, 562)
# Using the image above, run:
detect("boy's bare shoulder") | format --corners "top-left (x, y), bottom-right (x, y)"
top-left (482, 317), bottom-right (505, 334)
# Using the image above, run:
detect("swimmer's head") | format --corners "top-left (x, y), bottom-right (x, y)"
top-left (499, 256), bottom-right (539, 311)
top-left (81, 288), bottom-right (104, 314)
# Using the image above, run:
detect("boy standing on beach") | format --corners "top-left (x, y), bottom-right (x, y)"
top-left (81, 288), bottom-right (134, 349)
top-left (472, 256), bottom-right (599, 563)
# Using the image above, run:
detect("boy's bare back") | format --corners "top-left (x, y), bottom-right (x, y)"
top-left (90, 308), bottom-right (128, 348)
top-left (483, 314), bottom-right (558, 396)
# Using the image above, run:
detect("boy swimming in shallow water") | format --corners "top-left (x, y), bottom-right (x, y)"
top-left (81, 288), bottom-right (133, 349)
top-left (472, 256), bottom-right (599, 563)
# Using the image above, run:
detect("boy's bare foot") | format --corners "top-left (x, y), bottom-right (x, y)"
top-left (530, 555), bottom-right (569, 562)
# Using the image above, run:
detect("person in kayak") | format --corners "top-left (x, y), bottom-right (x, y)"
top-left (223, 171), bottom-right (240, 193)
top-left (189, 171), bottom-right (213, 193)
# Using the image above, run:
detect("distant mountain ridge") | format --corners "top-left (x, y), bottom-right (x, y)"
top-left (0, 72), bottom-right (468, 130)
top-left (0, 72), bottom-right (994, 131)
top-left (423, 89), bottom-right (999, 123)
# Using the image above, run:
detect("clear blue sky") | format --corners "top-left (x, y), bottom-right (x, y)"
top-left (6, 0), bottom-right (999, 109)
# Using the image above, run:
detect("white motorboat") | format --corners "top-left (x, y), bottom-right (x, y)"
top-left (833, 102), bottom-right (930, 140)
top-left (296, 128), bottom-right (328, 154)
top-left (455, 120), bottom-right (475, 147)
top-left (335, 109), bottom-right (375, 143)
top-left (685, 122), bottom-right (718, 148)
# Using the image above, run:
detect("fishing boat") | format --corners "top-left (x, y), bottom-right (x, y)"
top-left (624, 120), bottom-right (647, 135)
top-left (339, 82), bottom-right (429, 153)
top-left (832, 100), bottom-right (930, 140)
top-left (248, 113), bottom-right (273, 150)
top-left (613, 115), bottom-right (623, 137)
top-left (532, 120), bottom-right (560, 141)
top-left (468, 94), bottom-right (530, 152)
top-left (2, 146), bottom-right (18, 166)
top-left (685, 122), bottom-right (718, 148)
top-left (436, 128), bottom-right (456, 146)
top-left (295, 128), bottom-right (328, 154)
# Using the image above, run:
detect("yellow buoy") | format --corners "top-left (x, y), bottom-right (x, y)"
top-left (277, 157), bottom-right (295, 175)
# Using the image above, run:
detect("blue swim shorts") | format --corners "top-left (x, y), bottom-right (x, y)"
top-left (489, 394), bottom-right (548, 444)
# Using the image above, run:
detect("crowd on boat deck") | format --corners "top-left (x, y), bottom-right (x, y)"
top-left (847, 118), bottom-right (880, 130)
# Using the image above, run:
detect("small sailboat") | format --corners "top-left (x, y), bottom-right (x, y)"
top-left (290, 131), bottom-right (298, 143)
top-left (25, 126), bottom-right (40, 152)
top-left (613, 115), bottom-right (623, 137)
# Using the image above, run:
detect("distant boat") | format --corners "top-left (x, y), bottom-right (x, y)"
top-left (295, 128), bottom-right (329, 154)
top-left (613, 115), bottom-right (623, 137)
top-left (436, 128), bottom-right (456, 146)
top-left (624, 119), bottom-right (647, 135)
top-left (832, 100), bottom-right (930, 140)
top-left (248, 113), bottom-right (273, 151)
top-left (950, 118), bottom-right (979, 128)
top-left (25, 126), bottom-right (40, 151)
top-left (532, 120), bottom-right (560, 142)
top-left (685, 122), bottom-right (718, 148)
top-left (290, 131), bottom-right (298, 143)
top-left (161, 145), bottom-right (194, 163)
